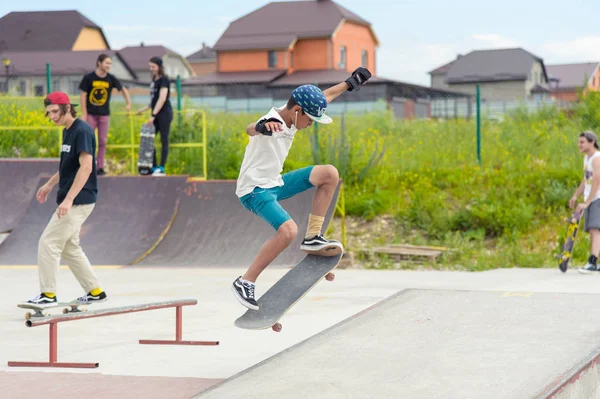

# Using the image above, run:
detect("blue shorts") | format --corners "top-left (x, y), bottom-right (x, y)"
top-left (240, 166), bottom-right (315, 231)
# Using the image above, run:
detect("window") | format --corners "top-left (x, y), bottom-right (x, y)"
top-left (268, 51), bottom-right (277, 68)
top-left (361, 50), bottom-right (368, 68)
top-left (19, 81), bottom-right (26, 96)
top-left (53, 79), bottom-right (60, 92)
top-left (339, 46), bottom-right (347, 69)
top-left (34, 85), bottom-right (44, 97)
top-left (71, 81), bottom-right (79, 95)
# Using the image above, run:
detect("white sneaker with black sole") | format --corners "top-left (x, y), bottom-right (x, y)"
top-left (232, 277), bottom-right (259, 310)
top-left (23, 293), bottom-right (57, 307)
top-left (578, 263), bottom-right (600, 274)
top-left (301, 234), bottom-right (343, 256)
top-left (76, 291), bottom-right (108, 304)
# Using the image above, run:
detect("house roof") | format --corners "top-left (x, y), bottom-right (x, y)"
top-left (546, 62), bottom-right (599, 89)
top-left (0, 50), bottom-right (136, 79)
top-left (0, 10), bottom-right (109, 51)
top-left (187, 43), bottom-right (217, 62)
top-left (181, 68), bottom-right (468, 99)
top-left (182, 70), bottom-right (287, 85)
top-left (429, 56), bottom-right (462, 75)
top-left (214, 0), bottom-right (377, 51)
top-left (118, 45), bottom-right (182, 71)
top-left (445, 48), bottom-right (547, 84)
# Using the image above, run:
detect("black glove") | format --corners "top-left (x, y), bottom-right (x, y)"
top-left (345, 67), bottom-right (372, 91)
top-left (255, 117), bottom-right (282, 136)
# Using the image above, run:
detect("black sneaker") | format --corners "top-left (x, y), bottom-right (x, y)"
top-left (578, 263), bottom-right (599, 274)
top-left (76, 291), bottom-right (108, 304)
top-left (97, 168), bottom-right (106, 176)
top-left (23, 293), bottom-right (57, 307)
top-left (301, 234), bottom-right (344, 256)
top-left (231, 277), bottom-right (259, 310)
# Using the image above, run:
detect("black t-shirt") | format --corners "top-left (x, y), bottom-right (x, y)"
top-left (57, 119), bottom-right (98, 205)
top-left (79, 72), bottom-right (123, 116)
top-left (150, 76), bottom-right (172, 116)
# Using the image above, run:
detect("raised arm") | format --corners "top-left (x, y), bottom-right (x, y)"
top-left (324, 67), bottom-right (372, 104)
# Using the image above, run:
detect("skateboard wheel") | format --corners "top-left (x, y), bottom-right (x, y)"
top-left (272, 323), bottom-right (282, 332)
top-left (25, 312), bottom-right (31, 320)
top-left (325, 273), bottom-right (335, 281)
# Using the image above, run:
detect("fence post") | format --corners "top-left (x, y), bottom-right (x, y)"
top-left (46, 63), bottom-right (51, 94)
top-left (476, 84), bottom-right (481, 165)
top-left (176, 75), bottom-right (182, 131)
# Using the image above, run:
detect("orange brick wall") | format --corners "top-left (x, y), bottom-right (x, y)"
top-left (218, 51), bottom-right (270, 72)
top-left (289, 39), bottom-right (330, 71)
top-left (215, 21), bottom-right (376, 74)
top-left (190, 61), bottom-right (217, 76)
top-left (551, 91), bottom-right (579, 102)
top-left (332, 22), bottom-right (377, 74)
top-left (589, 68), bottom-right (600, 91)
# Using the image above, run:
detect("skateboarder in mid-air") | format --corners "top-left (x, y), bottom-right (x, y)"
top-left (232, 68), bottom-right (372, 310)
top-left (570, 131), bottom-right (600, 273)
top-left (22, 92), bottom-right (108, 307)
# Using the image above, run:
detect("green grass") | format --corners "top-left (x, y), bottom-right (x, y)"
top-left (2, 92), bottom-right (600, 270)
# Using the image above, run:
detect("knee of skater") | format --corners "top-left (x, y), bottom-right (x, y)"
top-left (278, 221), bottom-right (298, 244)
top-left (322, 164), bottom-right (339, 184)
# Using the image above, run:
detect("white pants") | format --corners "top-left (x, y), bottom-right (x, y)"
top-left (38, 203), bottom-right (100, 294)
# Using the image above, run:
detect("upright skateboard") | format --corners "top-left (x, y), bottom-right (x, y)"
top-left (137, 123), bottom-right (156, 175)
top-left (235, 252), bottom-right (342, 332)
top-left (558, 209), bottom-right (583, 272)
top-left (17, 301), bottom-right (90, 320)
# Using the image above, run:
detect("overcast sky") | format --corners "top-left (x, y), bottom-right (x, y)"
top-left (2, 0), bottom-right (600, 85)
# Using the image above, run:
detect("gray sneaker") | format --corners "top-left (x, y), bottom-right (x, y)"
top-left (578, 263), bottom-right (599, 274)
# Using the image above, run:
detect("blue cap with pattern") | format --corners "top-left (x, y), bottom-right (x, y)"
top-left (291, 84), bottom-right (333, 124)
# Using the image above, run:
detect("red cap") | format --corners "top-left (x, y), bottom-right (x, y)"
top-left (44, 91), bottom-right (77, 106)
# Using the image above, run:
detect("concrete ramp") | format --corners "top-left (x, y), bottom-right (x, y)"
top-left (0, 158), bottom-right (58, 233)
top-left (0, 176), bottom-right (187, 265)
top-left (136, 180), bottom-right (340, 267)
top-left (194, 289), bottom-right (600, 399)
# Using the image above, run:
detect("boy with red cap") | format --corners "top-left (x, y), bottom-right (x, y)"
top-left (23, 92), bottom-right (108, 306)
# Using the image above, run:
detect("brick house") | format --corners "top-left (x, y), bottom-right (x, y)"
top-left (187, 43), bottom-right (217, 76)
top-left (184, 0), bottom-right (465, 119)
top-left (546, 62), bottom-right (600, 102)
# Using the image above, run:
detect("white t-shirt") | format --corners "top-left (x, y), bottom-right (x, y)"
top-left (584, 152), bottom-right (600, 202)
top-left (235, 105), bottom-right (297, 198)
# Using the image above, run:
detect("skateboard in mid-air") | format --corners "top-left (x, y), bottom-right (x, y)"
top-left (235, 252), bottom-right (342, 332)
top-left (557, 209), bottom-right (583, 273)
top-left (17, 301), bottom-right (90, 320)
top-left (137, 123), bottom-right (156, 175)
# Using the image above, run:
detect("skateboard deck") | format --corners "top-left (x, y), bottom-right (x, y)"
top-left (558, 209), bottom-right (583, 272)
top-left (17, 301), bottom-right (89, 320)
top-left (137, 123), bottom-right (156, 175)
top-left (235, 253), bottom-right (342, 332)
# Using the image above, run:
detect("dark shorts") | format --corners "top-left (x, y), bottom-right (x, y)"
top-left (240, 166), bottom-right (314, 231)
top-left (584, 199), bottom-right (600, 232)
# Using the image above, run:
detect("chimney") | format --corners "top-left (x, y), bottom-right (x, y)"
top-left (140, 42), bottom-right (145, 47)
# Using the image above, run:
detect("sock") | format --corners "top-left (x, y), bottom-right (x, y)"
top-left (43, 292), bottom-right (56, 298)
top-left (305, 214), bottom-right (325, 239)
top-left (589, 255), bottom-right (598, 266)
top-left (90, 287), bottom-right (103, 296)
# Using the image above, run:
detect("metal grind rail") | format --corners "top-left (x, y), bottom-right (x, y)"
top-left (8, 299), bottom-right (219, 368)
